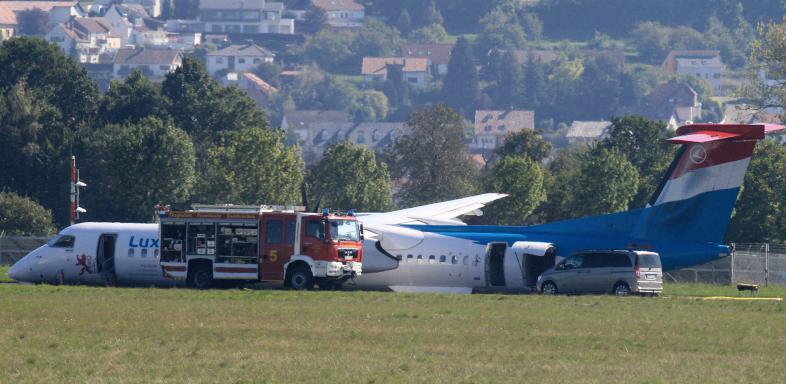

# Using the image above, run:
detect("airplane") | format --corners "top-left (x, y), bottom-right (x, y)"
top-left (6, 194), bottom-right (507, 286)
top-left (351, 123), bottom-right (786, 293)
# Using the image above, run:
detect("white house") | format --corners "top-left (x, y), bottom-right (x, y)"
top-left (361, 57), bottom-right (430, 87)
top-left (199, 0), bottom-right (295, 35)
top-left (311, 0), bottom-right (365, 28)
top-left (662, 50), bottom-right (724, 96)
top-left (471, 110), bottom-right (535, 152)
top-left (113, 47), bottom-right (183, 81)
top-left (206, 43), bottom-right (275, 76)
top-left (124, 0), bottom-right (162, 18)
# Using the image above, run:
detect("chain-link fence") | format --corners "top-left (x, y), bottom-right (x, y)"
top-left (666, 243), bottom-right (786, 286)
top-left (0, 235), bottom-right (48, 265)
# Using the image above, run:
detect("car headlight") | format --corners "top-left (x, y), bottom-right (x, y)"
top-left (537, 274), bottom-right (543, 282)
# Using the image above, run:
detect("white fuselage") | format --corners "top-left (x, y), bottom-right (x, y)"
top-left (9, 223), bottom-right (177, 287)
top-left (10, 223), bottom-right (554, 293)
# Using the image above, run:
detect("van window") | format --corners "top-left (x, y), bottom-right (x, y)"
top-left (638, 253), bottom-right (662, 268)
top-left (584, 253), bottom-right (631, 268)
top-left (564, 254), bottom-right (583, 269)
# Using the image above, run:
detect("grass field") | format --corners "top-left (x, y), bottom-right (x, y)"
top-left (1, 283), bottom-right (786, 383)
top-left (0, 265), bottom-right (10, 283)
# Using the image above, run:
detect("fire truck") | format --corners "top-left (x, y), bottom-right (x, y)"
top-left (158, 204), bottom-right (363, 289)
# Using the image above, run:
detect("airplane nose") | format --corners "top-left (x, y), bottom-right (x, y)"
top-left (8, 261), bottom-right (25, 281)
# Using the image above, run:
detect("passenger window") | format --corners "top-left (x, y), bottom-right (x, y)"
top-left (451, 255), bottom-right (459, 264)
top-left (128, 248), bottom-right (135, 257)
top-left (609, 253), bottom-right (632, 267)
top-left (154, 249), bottom-right (159, 259)
top-left (417, 255), bottom-right (423, 264)
top-left (439, 255), bottom-right (446, 264)
top-left (141, 249), bottom-right (148, 258)
top-left (428, 255), bottom-right (436, 264)
top-left (286, 221), bottom-right (296, 244)
top-left (396, 254), bottom-right (402, 261)
top-left (407, 254), bottom-right (413, 263)
top-left (266, 220), bottom-right (282, 244)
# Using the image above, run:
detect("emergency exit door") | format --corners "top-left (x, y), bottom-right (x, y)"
top-left (259, 214), bottom-right (295, 281)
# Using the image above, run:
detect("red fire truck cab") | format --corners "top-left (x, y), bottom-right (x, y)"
top-left (158, 205), bottom-right (363, 289)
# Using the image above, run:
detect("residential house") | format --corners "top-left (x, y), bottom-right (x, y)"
top-left (113, 47), bottom-right (183, 81)
top-left (662, 50), bottom-right (724, 95)
top-left (0, 4), bottom-right (16, 41)
top-left (400, 43), bottom-right (454, 76)
top-left (565, 121), bottom-right (612, 145)
top-left (0, 1), bottom-right (79, 38)
top-left (641, 81), bottom-right (702, 131)
top-left (238, 72), bottom-right (278, 108)
top-left (124, 0), bottom-right (162, 18)
top-left (311, 0), bottom-right (364, 28)
top-left (471, 110), bottom-right (535, 152)
top-left (345, 122), bottom-right (406, 154)
top-left (199, 0), bottom-right (294, 35)
top-left (206, 43), bottom-right (275, 76)
top-left (361, 57), bottom-right (430, 87)
top-left (46, 17), bottom-right (121, 63)
top-left (282, 110), bottom-right (350, 141)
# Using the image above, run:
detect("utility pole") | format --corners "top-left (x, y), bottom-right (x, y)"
top-left (69, 156), bottom-right (87, 225)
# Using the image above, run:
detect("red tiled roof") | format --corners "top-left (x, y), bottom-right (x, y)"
top-left (361, 57), bottom-right (429, 76)
top-left (400, 43), bottom-right (454, 66)
top-left (474, 110), bottom-right (535, 136)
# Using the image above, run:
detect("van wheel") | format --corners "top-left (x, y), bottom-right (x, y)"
top-left (613, 282), bottom-right (631, 296)
top-left (287, 266), bottom-right (314, 290)
top-left (188, 264), bottom-right (213, 290)
top-left (541, 281), bottom-right (558, 295)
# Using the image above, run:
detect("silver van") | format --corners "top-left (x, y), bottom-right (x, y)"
top-left (536, 250), bottom-right (663, 296)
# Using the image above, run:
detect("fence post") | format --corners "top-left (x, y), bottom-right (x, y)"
top-left (730, 243), bottom-right (735, 285)
top-left (765, 243), bottom-right (769, 287)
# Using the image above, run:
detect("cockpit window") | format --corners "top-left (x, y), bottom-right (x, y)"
top-left (47, 235), bottom-right (75, 248)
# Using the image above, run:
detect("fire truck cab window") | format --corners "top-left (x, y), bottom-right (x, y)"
top-left (286, 221), bottom-right (296, 244)
top-left (305, 220), bottom-right (325, 239)
top-left (266, 220), bottom-right (283, 244)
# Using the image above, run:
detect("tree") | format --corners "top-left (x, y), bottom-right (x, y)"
top-left (350, 19), bottom-right (401, 60)
top-left (392, 104), bottom-right (477, 206)
top-left (304, 29), bottom-right (355, 73)
top-left (302, 6), bottom-right (327, 34)
top-left (442, 37), bottom-right (478, 116)
top-left (748, 20), bottom-right (786, 114)
top-left (727, 140), bottom-right (786, 243)
top-left (493, 50), bottom-right (523, 108)
top-left (566, 147), bottom-right (639, 217)
top-left (418, 0), bottom-right (444, 29)
top-left (408, 23), bottom-right (449, 43)
top-left (252, 62), bottom-right (282, 88)
top-left (630, 21), bottom-right (671, 64)
top-left (161, 57), bottom-right (217, 141)
top-left (493, 129), bottom-right (552, 163)
top-left (353, 90), bottom-right (389, 122)
top-left (17, 9), bottom-right (49, 36)
top-left (81, 117), bottom-right (196, 222)
top-left (599, 116), bottom-right (675, 207)
top-left (396, 8), bottom-right (413, 35)
top-left (476, 7), bottom-right (527, 55)
top-left (308, 141), bottom-right (393, 211)
top-left (0, 192), bottom-right (56, 235)
top-left (198, 127), bottom-right (304, 205)
top-left (0, 37), bottom-right (99, 225)
top-left (99, 70), bottom-right (171, 125)
top-left (481, 156), bottom-right (545, 225)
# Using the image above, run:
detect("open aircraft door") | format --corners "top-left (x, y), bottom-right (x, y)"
top-left (509, 241), bottom-right (556, 288)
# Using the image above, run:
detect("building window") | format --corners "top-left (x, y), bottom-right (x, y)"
top-left (713, 73), bottom-right (720, 79)
top-left (242, 25), bottom-right (259, 33)
top-left (160, 65), bottom-right (170, 71)
top-left (356, 131), bottom-right (365, 144)
top-left (253, 58), bottom-right (261, 64)
top-left (216, 57), bottom-right (224, 64)
top-left (407, 77), bottom-right (418, 83)
top-left (238, 58), bottom-right (245, 64)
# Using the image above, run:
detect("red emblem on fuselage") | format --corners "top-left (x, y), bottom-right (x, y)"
top-left (75, 254), bottom-right (92, 275)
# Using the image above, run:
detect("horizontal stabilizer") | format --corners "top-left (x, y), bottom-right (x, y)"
top-left (668, 123), bottom-right (786, 144)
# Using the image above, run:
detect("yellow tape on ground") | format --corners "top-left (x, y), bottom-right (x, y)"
top-left (701, 296), bottom-right (783, 301)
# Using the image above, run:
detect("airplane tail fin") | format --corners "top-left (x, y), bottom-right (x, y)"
top-left (633, 124), bottom-right (786, 243)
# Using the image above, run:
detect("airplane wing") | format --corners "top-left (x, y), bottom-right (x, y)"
top-left (358, 193), bottom-right (508, 226)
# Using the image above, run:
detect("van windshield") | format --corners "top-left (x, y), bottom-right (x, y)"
top-left (638, 254), bottom-right (661, 268)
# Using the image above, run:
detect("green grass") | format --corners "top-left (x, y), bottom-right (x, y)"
top-left (0, 265), bottom-right (10, 283)
top-left (1, 284), bottom-right (786, 383)
top-left (665, 282), bottom-right (786, 298)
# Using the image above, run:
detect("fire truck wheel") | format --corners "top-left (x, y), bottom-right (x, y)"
top-left (189, 264), bottom-right (213, 290)
top-left (287, 265), bottom-right (314, 290)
